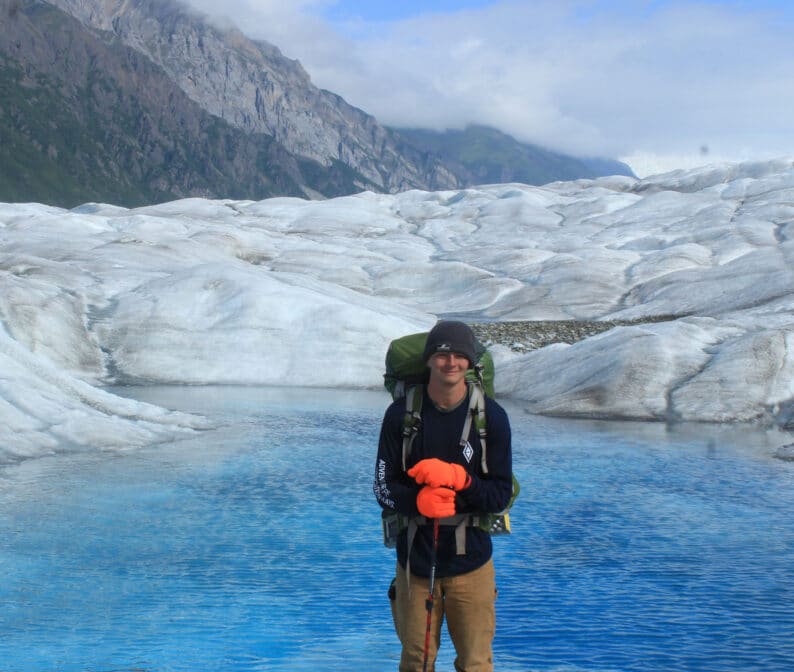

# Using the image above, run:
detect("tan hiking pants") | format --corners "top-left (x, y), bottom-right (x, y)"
top-left (390, 559), bottom-right (496, 672)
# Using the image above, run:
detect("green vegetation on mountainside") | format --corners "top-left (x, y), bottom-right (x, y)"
top-left (395, 125), bottom-right (634, 186)
top-left (0, 62), bottom-right (154, 206)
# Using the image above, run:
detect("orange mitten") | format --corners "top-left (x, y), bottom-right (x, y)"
top-left (408, 458), bottom-right (471, 490)
top-left (416, 485), bottom-right (457, 518)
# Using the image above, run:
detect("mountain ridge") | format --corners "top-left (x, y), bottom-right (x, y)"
top-left (1, 0), bottom-right (635, 207)
top-left (44, 0), bottom-right (461, 193)
top-left (395, 125), bottom-right (634, 186)
top-left (1, 0), bottom-right (370, 205)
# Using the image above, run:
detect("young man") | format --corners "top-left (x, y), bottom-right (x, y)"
top-left (374, 320), bottom-right (513, 672)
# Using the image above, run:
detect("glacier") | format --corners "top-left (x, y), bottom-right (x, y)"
top-left (2, 158), bottom-right (794, 459)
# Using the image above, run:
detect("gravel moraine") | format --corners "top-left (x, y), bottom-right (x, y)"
top-left (469, 317), bottom-right (677, 352)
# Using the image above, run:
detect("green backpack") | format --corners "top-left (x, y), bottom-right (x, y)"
top-left (381, 330), bottom-right (519, 548)
top-left (384, 330), bottom-right (496, 399)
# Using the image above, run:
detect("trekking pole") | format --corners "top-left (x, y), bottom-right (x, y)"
top-left (422, 518), bottom-right (440, 672)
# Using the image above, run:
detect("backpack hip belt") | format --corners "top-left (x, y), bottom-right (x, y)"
top-left (382, 507), bottom-right (513, 550)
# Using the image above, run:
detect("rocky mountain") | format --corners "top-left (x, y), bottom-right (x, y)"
top-left (43, 0), bottom-right (459, 193)
top-left (1, 0), bottom-right (634, 208)
top-left (1, 0), bottom-right (345, 206)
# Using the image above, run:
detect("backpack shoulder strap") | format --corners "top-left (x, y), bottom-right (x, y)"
top-left (401, 385), bottom-right (423, 471)
top-left (460, 381), bottom-right (488, 474)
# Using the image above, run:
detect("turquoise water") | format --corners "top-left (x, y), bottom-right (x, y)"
top-left (1, 386), bottom-right (793, 672)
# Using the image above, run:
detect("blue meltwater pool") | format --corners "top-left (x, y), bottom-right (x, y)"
top-left (1, 386), bottom-right (793, 671)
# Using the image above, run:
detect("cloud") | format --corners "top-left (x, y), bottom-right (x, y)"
top-left (182, 0), bottom-right (794, 170)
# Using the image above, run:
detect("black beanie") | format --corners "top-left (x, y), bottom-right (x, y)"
top-left (422, 320), bottom-right (477, 366)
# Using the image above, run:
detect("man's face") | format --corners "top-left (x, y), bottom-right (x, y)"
top-left (428, 351), bottom-right (470, 387)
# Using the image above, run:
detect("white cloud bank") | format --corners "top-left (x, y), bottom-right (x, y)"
top-left (3, 159), bottom-right (794, 460)
top-left (184, 0), bottom-right (794, 174)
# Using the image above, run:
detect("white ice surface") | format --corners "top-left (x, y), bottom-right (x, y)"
top-left (3, 159), bottom-right (794, 458)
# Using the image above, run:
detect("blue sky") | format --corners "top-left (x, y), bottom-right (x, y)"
top-left (319, 0), bottom-right (794, 23)
top-left (187, 0), bottom-right (794, 176)
top-left (318, 0), bottom-right (499, 22)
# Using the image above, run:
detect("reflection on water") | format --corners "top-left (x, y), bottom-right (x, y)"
top-left (1, 386), bottom-right (793, 672)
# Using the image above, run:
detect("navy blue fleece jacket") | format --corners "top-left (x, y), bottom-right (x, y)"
top-left (374, 386), bottom-right (513, 577)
